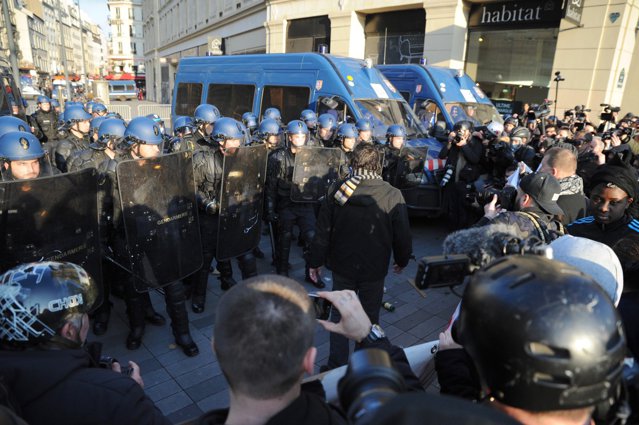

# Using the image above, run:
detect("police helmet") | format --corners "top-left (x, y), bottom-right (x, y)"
top-left (452, 120), bottom-right (473, 134)
top-left (63, 105), bottom-right (92, 125)
top-left (193, 104), bottom-right (221, 125)
top-left (286, 120), bottom-right (309, 136)
top-left (510, 127), bottom-right (531, 140)
top-left (257, 118), bottom-right (280, 140)
top-left (318, 113), bottom-right (337, 130)
top-left (457, 255), bottom-right (625, 412)
top-left (124, 116), bottom-right (164, 146)
top-left (146, 113), bottom-right (163, 124)
top-left (92, 103), bottom-right (107, 114)
top-left (0, 131), bottom-right (45, 161)
top-left (211, 117), bottom-right (245, 144)
top-left (504, 116), bottom-right (519, 127)
top-left (262, 107), bottom-right (282, 123)
top-left (335, 123), bottom-right (358, 141)
top-left (89, 117), bottom-right (107, 135)
top-left (50, 99), bottom-right (60, 108)
top-left (0, 262), bottom-right (99, 346)
top-left (386, 124), bottom-right (407, 139)
top-left (97, 118), bottom-right (126, 141)
top-left (0, 116), bottom-right (31, 137)
top-left (173, 116), bottom-right (195, 134)
top-left (36, 95), bottom-right (51, 105)
top-left (300, 109), bottom-right (318, 127)
top-left (241, 112), bottom-right (258, 131)
top-left (485, 121), bottom-right (504, 138)
top-left (355, 118), bottom-right (373, 132)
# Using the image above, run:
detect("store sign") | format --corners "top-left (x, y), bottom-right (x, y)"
top-left (563, 0), bottom-right (584, 26)
top-left (469, 0), bottom-right (564, 29)
top-left (492, 100), bottom-right (514, 115)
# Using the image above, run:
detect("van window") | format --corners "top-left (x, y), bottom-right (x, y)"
top-left (207, 84), bottom-right (255, 120)
top-left (416, 100), bottom-right (443, 131)
top-left (110, 84), bottom-right (122, 92)
top-left (317, 96), bottom-right (354, 124)
top-left (175, 82), bottom-right (203, 117)
top-left (125, 85), bottom-right (135, 92)
top-left (261, 85), bottom-right (309, 123)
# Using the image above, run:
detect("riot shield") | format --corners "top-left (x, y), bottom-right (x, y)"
top-left (116, 151), bottom-right (202, 291)
top-left (394, 146), bottom-right (428, 188)
top-left (217, 145), bottom-right (268, 261)
top-left (291, 147), bottom-right (345, 202)
top-left (0, 168), bottom-right (103, 306)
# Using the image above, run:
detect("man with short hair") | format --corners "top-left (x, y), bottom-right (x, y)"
top-left (309, 144), bottom-right (412, 369)
top-left (539, 147), bottom-right (588, 224)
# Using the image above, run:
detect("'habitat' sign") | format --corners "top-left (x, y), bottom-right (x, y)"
top-left (469, 0), bottom-right (564, 29)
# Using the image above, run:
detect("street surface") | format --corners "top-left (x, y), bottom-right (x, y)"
top-left (91, 215), bottom-right (458, 423)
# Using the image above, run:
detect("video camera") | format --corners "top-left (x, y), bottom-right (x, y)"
top-left (527, 100), bottom-right (553, 121)
top-left (574, 104), bottom-right (591, 121)
top-left (601, 104), bottom-right (621, 122)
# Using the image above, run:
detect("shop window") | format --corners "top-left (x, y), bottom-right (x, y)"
top-left (287, 16), bottom-right (330, 53)
top-left (364, 9), bottom-right (425, 65)
top-left (261, 85), bottom-right (310, 123)
top-left (175, 82), bottom-right (203, 117)
top-left (207, 84), bottom-right (255, 120)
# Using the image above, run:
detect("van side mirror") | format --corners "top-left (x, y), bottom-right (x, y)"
top-left (321, 97), bottom-right (339, 109)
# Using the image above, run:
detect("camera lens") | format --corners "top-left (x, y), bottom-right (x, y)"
top-left (338, 349), bottom-right (406, 424)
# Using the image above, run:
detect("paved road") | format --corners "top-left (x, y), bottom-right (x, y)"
top-left (91, 215), bottom-right (459, 423)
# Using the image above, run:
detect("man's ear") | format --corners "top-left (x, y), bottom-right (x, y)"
top-left (60, 321), bottom-right (78, 341)
top-left (628, 197), bottom-right (634, 206)
top-left (302, 347), bottom-right (317, 376)
top-left (522, 194), bottom-right (531, 207)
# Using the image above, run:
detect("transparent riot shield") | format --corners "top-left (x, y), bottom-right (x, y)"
top-left (0, 168), bottom-right (103, 305)
top-left (216, 145), bottom-right (268, 261)
top-left (394, 146), bottom-right (428, 188)
top-left (116, 151), bottom-right (202, 290)
top-left (291, 147), bottom-right (345, 202)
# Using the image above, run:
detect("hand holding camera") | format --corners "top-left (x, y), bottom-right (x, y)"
top-left (315, 290), bottom-right (372, 343)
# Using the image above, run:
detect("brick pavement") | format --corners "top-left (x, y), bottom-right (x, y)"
top-left (91, 216), bottom-right (458, 424)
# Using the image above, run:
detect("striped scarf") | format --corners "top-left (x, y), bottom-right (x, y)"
top-left (334, 168), bottom-right (382, 206)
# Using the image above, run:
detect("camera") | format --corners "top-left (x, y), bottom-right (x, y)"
top-left (527, 100), bottom-right (553, 120)
top-left (439, 164), bottom-right (454, 187)
top-left (473, 185), bottom-right (517, 211)
top-left (309, 293), bottom-right (332, 321)
top-left (600, 104), bottom-right (621, 122)
top-left (99, 355), bottom-right (133, 376)
top-left (338, 349), bottom-right (406, 424)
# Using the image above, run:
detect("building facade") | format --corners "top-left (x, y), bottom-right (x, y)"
top-left (107, 0), bottom-right (145, 76)
top-left (143, 0), bottom-right (266, 103)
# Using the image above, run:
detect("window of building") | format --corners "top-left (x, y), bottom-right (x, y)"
top-left (286, 15), bottom-right (330, 53)
top-left (260, 85), bottom-right (310, 123)
top-left (115, 7), bottom-right (120, 18)
top-left (364, 9), bottom-right (425, 65)
top-left (129, 7), bottom-right (133, 20)
top-left (175, 82), bottom-right (203, 117)
top-left (118, 42), bottom-right (122, 54)
top-left (131, 42), bottom-right (137, 54)
top-left (207, 84), bottom-right (255, 120)
top-left (130, 25), bottom-right (133, 36)
top-left (117, 24), bottom-right (122, 36)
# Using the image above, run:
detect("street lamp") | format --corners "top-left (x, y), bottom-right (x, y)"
top-left (553, 71), bottom-right (565, 117)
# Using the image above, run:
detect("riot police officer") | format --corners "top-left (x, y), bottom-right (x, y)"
top-left (316, 113), bottom-right (337, 147)
top-left (0, 115), bottom-right (32, 138)
top-left (88, 116), bottom-right (107, 144)
top-left (300, 109), bottom-right (318, 133)
top-left (51, 99), bottom-right (61, 114)
top-left (265, 120), bottom-right (324, 288)
top-left (0, 131), bottom-right (56, 181)
top-left (53, 105), bottom-right (91, 172)
top-left (92, 102), bottom-right (108, 118)
top-left (241, 112), bottom-right (258, 137)
top-left (381, 124), bottom-right (407, 183)
top-left (262, 107), bottom-right (282, 126)
top-left (252, 118), bottom-right (282, 151)
top-left (356, 118), bottom-right (374, 144)
top-left (334, 123), bottom-right (359, 162)
top-left (30, 95), bottom-right (59, 147)
top-left (100, 116), bottom-right (198, 356)
top-left (68, 118), bottom-right (125, 172)
top-left (192, 104), bottom-right (221, 148)
top-left (188, 117), bottom-right (259, 313)
top-left (168, 115), bottom-right (196, 153)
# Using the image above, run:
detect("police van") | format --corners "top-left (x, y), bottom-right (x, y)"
top-left (108, 80), bottom-right (137, 101)
top-left (172, 53), bottom-right (442, 214)
top-left (377, 64), bottom-right (503, 136)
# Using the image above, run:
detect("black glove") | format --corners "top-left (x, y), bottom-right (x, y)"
top-left (205, 199), bottom-right (219, 215)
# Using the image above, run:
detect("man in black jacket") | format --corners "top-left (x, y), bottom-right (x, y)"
top-left (194, 274), bottom-right (421, 425)
top-left (308, 144), bottom-right (412, 369)
top-left (0, 261), bottom-right (169, 425)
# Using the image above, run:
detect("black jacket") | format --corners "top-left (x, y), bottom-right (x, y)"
top-left (30, 109), bottom-right (59, 146)
top-left (309, 178), bottom-right (412, 281)
top-left (557, 192), bottom-right (588, 225)
top-left (0, 348), bottom-right (169, 425)
top-left (53, 132), bottom-right (89, 173)
top-left (474, 207), bottom-right (565, 244)
top-left (439, 136), bottom-right (483, 183)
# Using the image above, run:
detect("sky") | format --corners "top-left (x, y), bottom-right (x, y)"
top-left (82, 0), bottom-right (110, 36)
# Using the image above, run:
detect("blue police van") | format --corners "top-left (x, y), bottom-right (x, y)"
top-left (172, 53), bottom-right (443, 214)
top-left (377, 64), bottom-right (503, 135)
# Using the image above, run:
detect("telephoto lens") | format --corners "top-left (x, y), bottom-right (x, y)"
top-left (338, 349), bottom-right (406, 424)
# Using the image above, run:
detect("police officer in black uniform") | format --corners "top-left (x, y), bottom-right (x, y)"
top-left (168, 116), bottom-right (196, 153)
top-left (99, 116), bottom-right (198, 356)
top-left (381, 124), bottom-right (407, 184)
top-left (30, 95), bottom-right (59, 148)
top-left (316, 113), bottom-right (337, 147)
top-left (52, 105), bottom-right (92, 173)
top-left (68, 118), bottom-right (125, 173)
top-left (265, 120), bottom-right (324, 288)
top-left (192, 104), bottom-right (221, 149)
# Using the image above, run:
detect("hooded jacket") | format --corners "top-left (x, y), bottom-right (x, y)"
top-left (0, 348), bottom-right (169, 425)
top-left (309, 177), bottom-right (412, 281)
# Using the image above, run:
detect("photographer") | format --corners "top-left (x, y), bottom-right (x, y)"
top-left (0, 262), bottom-right (169, 425)
top-left (193, 275), bottom-right (422, 425)
top-left (439, 120), bottom-right (484, 229)
top-left (475, 172), bottom-right (565, 244)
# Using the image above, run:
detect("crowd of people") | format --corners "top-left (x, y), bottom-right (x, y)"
top-left (1, 96), bottom-right (639, 425)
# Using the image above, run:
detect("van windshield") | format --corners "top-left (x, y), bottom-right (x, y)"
top-left (354, 99), bottom-right (427, 140)
top-left (444, 102), bottom-right (503, 126)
